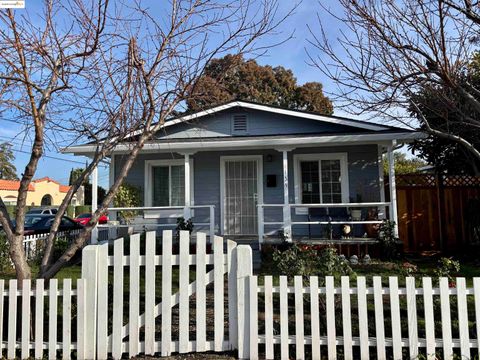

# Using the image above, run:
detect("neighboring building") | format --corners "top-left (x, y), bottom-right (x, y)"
top-left (66, 100), bottom-right (423, 245)
top-left (0, 177), bottom-right (84, 206)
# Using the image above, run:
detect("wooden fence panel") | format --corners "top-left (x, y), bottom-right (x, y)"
top-left (393, 174), bottom-right (480, 252)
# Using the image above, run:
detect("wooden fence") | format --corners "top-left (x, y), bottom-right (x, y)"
top-left (82, 230), bottom-right (238, 359)
top-left (0, 278), bottom-right (87, 359)
top-left (243, 273), bottom-right (480, 359)
top-left (388, 174), bottom-right (480, 252)
top-left (1, 231), bottom-right (480, 359)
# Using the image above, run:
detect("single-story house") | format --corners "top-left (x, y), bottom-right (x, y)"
top-left (65, 100), bottom-right (422, 246)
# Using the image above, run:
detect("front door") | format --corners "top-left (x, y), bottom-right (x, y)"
top-left (221, 156), bottom-right (262, 235)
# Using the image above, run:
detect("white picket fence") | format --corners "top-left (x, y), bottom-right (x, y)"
top-left (23, 229), bottom-right (83, 259)
top-left (0, 278), bottom-right (88, 359)
top-left (81, 230), bottom-right (238, 359)
top-left (1, 231), bottom-right (480, 359)
top-left (241, 273), bottom-right (480, 360)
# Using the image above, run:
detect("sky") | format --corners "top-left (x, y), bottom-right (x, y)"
top-left (0, 0), bottom-right (407, 189)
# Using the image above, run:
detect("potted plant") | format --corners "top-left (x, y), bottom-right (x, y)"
top-left (350, 194), bottom-right (363, 221)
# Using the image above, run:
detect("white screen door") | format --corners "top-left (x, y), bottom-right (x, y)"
top-left (222, 158), bottom-right (260, 235)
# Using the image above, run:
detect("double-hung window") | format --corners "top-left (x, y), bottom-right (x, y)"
top-left (294, 153), bottom-right (349, 206)
top-left (146, 159), bottom-right (191, 207)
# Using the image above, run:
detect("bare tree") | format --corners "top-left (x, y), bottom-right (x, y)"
top-left (307, 0), bottom-right (480, 164)
top-left (0, 0), bottom-right (291, 281)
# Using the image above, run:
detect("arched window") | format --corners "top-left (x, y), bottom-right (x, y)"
top-left (41, 194), bottom-right (53, 206)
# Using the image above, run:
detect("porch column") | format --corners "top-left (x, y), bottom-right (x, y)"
top-left (387, 141), bottom-right (399, 236)
top-left (183, 153), bottom-right (192, 219)
top-left (91, 164), bottom-right (98, 244)
top-left (108, 154), bottom-right (117, 223)
top-left (281, 149), bottom-right (292, 242)
top-left (377, 145), bottom-right (386, 219)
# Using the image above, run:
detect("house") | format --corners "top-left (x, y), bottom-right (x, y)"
top-left (0, 177), bottom-right (84, 206)
top-left (65, 100), bottom-right (422, 246)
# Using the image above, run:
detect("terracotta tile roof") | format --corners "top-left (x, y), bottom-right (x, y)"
top-left (0, 179), bottom-right (34, 191)
top-left (59, 185), bottom-right (71, 193)
top-left (33, 176), bottom-right (60, 185)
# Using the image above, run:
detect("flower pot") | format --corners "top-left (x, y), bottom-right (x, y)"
top-left (351, 209), bottom-right (362, 221)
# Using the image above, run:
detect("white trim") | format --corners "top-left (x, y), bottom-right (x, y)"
top-left (144, 158), bottom-right (194, 208)
top-left (387, 142), bottom-right (399, 236)
top-left (293, 153), bottom-right (350, 215)
top-left (219, 155), bottom-right (263, 236)
top-left (63, 132), bottom-right (423, 155)
top-left (109, 154), bottom-right (115, 189)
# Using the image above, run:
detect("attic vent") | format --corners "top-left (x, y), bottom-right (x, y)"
top-left (232, 114), bottom-right (248, 133)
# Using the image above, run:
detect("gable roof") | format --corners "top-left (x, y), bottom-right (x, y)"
top-left (125, 100), bottom-right (407, 140)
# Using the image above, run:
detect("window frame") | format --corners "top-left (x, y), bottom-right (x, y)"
top-left (293, 153), bottom-right (350, 212)
top-left (144, 159), bottom-right (194, 207)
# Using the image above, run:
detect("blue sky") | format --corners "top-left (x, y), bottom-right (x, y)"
top-left (0, 1), bottom-right (398, 188)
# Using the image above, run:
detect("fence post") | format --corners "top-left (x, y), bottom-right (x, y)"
top-left (227, 240), bottom-right (238, 350)
top-left (236, 245), bottom-right (253, 359)
top-left (81, 245), bottom-right (99, 359)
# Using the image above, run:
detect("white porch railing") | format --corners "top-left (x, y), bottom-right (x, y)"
top-left (258, 202), bottom-right (391, 242)
top-left (97, 205), bottom-right (215, 241)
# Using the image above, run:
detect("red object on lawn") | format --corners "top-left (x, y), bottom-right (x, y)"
top-left (74, 213), bottom-right (108, 226)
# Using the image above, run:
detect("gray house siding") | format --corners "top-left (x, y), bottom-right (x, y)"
top-left (113, 144), bottom-right (381, 237)
top-left (155, 108), bottom-right (361, 140)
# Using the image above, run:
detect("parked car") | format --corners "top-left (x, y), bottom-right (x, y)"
top-left (74, 213), bottom-right (108, 226)
top-left (20, 214), bottom-right (83, 235)
top-left (27, 208), bottom-right (58, 215)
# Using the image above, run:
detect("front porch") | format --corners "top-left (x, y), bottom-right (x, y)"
top-left (90, 142), bottom-right (399, 249)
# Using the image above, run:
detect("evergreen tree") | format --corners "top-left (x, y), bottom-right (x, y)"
top-left (0, 143), bottom-right (18, 180)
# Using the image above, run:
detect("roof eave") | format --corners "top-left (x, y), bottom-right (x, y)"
top-left (63, 131), bottom-right (425, 155)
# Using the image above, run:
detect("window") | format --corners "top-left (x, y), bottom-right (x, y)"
top-left (294, 153), bottom-right (349, 205)
top-left (145, 159), bottom-right (193, 207)
top-left (152, 165), bottom-right (184, 206)
top-left (232, 114), bottom-right (248, 133)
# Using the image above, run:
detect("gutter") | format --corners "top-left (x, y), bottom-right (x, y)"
top-left (63, 131), bottom-right (426, 155)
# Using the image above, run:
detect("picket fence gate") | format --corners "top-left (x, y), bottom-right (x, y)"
top-left (82, 230), bottom-right (239, 359)
top-left (1, 231), bottom-right (480, 359)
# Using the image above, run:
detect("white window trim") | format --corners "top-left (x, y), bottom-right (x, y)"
top-left (293, 153), bottom-right (350, 214)
top-left (144, 159), bottom-right (194, 207)
top-left (219, 155), bottom-right (263, 235)
top-left (231, 113), bottom-right (249, 135)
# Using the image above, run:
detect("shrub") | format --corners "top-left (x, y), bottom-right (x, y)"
top-left (272, 244), bottom-right (318, 279)
top-left (377, 219), bottom-right (400, 260)
top-left (175, 217), bottom-right (194, 241)
top-left (272, 243), bottom-right (354, 280)
top-left (0, 233), bottom-right (12, 272)
top-left (317, 246), bottom-right (354, 278)
top-left (113, 183), bottom-right (142, 224)
top-left (435, 257), bottom-right (460, 284)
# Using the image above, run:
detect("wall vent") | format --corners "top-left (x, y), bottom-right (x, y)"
top-left (232, 114), bottom-right (248, 133)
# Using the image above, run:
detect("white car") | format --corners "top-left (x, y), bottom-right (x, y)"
top-left (26, 208), bottom-right (58, 215)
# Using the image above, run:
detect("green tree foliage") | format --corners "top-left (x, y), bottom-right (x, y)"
top-left (69, 167), bottom-right (106, 205)
top-left (383, 152), bottom-right (426, 175)
top-left (0, 143), bottom-right (18, 180)
top-left (68, 168), bottom-right (88, 186)
top-left (187, 55), bottom-right (333, 114)
top-left (113, 183), bottom-right (142, 223)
